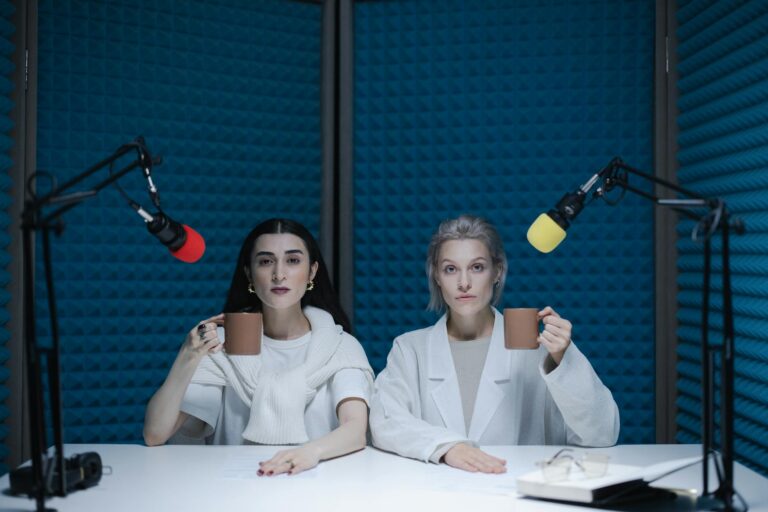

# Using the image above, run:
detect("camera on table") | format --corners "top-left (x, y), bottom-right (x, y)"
top-left (9, 452), bottom-right (103, 497)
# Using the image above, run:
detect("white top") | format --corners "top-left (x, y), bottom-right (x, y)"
top-left (178, 331), bottom-right (371, 445)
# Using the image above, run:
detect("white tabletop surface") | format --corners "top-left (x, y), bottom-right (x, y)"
top-left (0, 444), bottom-right (766, 512)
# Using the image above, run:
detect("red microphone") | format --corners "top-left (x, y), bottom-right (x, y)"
top-left (146, 212), bottom-right (206, 263)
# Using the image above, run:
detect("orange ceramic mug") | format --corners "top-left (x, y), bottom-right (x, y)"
top-left (503, 308), bottom-right (540, 350)
top-left (224, 312), bottom-right (262, 355)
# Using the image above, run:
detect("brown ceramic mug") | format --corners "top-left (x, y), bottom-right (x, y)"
top-left (224, 312), bottom-right (262, 355)
top-left (503, 308), bottom-right (540, 350)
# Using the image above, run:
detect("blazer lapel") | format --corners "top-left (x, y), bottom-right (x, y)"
top-left (467, 308), bottom-right (510, 441)
top-left (427, 315), bottom-right (467, 437)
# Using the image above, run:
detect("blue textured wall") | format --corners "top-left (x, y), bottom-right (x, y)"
top-left (0, 0), bottom-right (13, 475)
top-left (675, 0), bottom-right (768, 475)
top-left (354, 0), bottom-right (656, 444)
top-left (35, 0), bottom-right (321, 443)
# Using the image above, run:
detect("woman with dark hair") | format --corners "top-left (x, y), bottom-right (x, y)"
top-left (222, 218), bottom-right (352, 331)
top-left (144, 219), bottom-right (373, 476)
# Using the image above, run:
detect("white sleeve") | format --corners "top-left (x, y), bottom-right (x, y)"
top-left (178, 383), bottom-right (223, 438)
top-left (330, 368), bottom-right (372, 410)
top-left (429, 441), bottom-right (462, 464)
top-left (540, 342), bottom-right (621, 447)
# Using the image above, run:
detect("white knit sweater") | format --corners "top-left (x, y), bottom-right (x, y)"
top-left (191, 306), bottom-right (373, 444)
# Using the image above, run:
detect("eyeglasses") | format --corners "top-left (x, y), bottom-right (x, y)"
top-left (535, 448), bottom-right (610, 482)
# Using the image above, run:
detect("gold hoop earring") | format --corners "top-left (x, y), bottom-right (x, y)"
top-left (306, 280), bottom-right (315, 291)
top-left (248, 283), bottom-right (257, 294)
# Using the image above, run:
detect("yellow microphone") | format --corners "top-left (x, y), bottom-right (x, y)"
top-left (527, 213), bottom-right (567, 253)
top-left (527, 172), bottom-right (601, 253)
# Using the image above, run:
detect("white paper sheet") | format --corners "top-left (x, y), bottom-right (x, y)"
top-left (220, 453), bottom-right (320, 480)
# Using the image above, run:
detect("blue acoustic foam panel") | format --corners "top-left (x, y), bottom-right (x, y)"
top-left (34, 0), bottom-right (321, 444)
top-left (0, 0), bottom-right (12, 476)
top-left (676, 0), bottom-right (768, 476)
top-left (354, 0), bottom-right (656, 444)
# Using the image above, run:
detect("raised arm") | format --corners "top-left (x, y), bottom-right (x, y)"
top-left (542, 341), bottom-right (621, 447)
top-left (143, 314), bottom-right (223, 446)
top-left (537, 307), bottom-right (619, 446)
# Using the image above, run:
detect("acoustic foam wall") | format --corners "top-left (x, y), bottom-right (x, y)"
top-left (0, 0), bottom-right (12, 475)
top-left (675, 0), bottom-right (768, 475)
top-left (35, 0), bottom-right (321, 443)
top-left (354, 0), bottom-right (656, 443)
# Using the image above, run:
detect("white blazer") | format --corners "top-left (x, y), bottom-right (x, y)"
top-left (369, 308), bottom-right (620, 462)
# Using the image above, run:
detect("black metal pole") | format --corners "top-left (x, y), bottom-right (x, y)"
top-left (717, 209), bottom-right (736, 510)
top-left (702, 235), bottom-right (711, 496)
top-left (41, 226), bottom-right (67, 498)
top-left (21, 208), bottom-right (49, 512)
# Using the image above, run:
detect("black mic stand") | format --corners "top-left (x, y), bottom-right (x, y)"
top-left (16, 137), bottom-right (160, 512)
top-left (590, 157), bottom-right (745, 511)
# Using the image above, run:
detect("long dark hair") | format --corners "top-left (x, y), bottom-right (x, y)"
top-left (222, 218), bottom-right (351, 333)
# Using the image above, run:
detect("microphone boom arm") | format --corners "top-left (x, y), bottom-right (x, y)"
top-left (38, 157), bottom-right (148, 226)
top-left (25, 137), bottom-right (153, 220)
top-left (581, 157), bottom-right (744, 511)
top-left (594, 158), bottom-right (745, 233)
top-left (18, 137), bottom-right (161, 512)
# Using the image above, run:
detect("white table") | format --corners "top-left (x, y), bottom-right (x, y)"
top-left (1, 444), bottom-right (766, 511)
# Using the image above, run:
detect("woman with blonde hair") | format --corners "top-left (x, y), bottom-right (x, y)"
top-left (370, 214), bottom-right (619, 473)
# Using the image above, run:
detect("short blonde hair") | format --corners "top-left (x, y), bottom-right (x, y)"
top-left (426, 214), bottom-right (507, 311)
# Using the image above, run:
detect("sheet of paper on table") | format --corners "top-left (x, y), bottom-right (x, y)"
top-left (220, 453), bottom-right (321, 480)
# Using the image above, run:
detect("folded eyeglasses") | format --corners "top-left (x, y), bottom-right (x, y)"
top-left (535, 448), bottom-right (610, 482)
